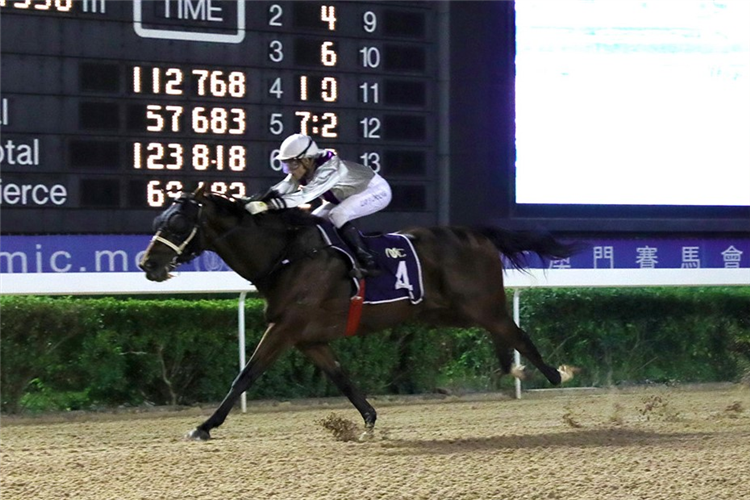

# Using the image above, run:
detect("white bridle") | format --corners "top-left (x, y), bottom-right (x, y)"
top-left (139, 224), bottom-right (199, 273)
top-left (148, 225), bottom-right (199, 256)
top-left (144, 225), bottom-right (198, 258)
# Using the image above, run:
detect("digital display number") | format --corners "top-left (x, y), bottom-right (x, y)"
top-left (298, 75), bottom-right (338, 103)
top-left (132, 67), bottom-right (247, 99)
top-left (295, 111), bottom-right (338, 138)
top-left (0, 0), bottom-right (72, 11)
top-left (145, 180), bottom-right (247, 208)
top-left (133, 143), bottom-right (246, 172)
top-left (142, 105), bottom-right (247, 135)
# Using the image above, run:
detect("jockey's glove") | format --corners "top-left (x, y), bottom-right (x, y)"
top-left (245, 201), bottom-right (268, 214)
top-left (245, 198), bottom-right (285, 214)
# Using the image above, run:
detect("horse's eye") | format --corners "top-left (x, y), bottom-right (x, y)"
top-left (168, 214), bottom-right (190, 234)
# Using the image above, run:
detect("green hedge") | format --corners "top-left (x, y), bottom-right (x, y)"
top-left (1, 287), bottom-right (749, 413)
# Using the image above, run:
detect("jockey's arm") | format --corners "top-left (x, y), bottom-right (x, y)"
top-left (279, 163), bottom-right (341, 208)
top-left (270, 175), bottom-right (299, 195)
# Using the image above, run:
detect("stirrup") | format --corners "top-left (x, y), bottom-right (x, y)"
top-left (349, 262), bottom-right (381, 279)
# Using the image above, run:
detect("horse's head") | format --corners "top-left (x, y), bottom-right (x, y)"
top-left (139, 190), bottom-right (204, 282)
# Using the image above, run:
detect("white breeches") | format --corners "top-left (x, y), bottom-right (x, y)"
top-left (313, 175), bottom-right (392, 228)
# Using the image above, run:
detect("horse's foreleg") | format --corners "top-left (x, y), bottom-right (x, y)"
top-left (298, 342), bottom-right (377, 431)
top-left (188, 323), bottom-right (289, 441)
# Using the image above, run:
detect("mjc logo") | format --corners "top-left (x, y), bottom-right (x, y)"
top-left (385, 248), bottom-right (406, 258)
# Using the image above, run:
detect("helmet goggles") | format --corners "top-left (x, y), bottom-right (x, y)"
top-left (280, 136), bottom-right (315, 173)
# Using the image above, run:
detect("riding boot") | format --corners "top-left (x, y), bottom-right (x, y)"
top-left (338, 222), bottom-right (382, 278)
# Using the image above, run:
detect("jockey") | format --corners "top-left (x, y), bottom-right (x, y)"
top-left (245, 133), bottom-right (392, 277)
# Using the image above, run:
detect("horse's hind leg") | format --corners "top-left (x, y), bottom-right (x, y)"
top-left (491, 339), bottom-right (515, 376)
top-left (298, 342), bottom-right (377, 433)
top-left (485, 314), bottom-right (563, 386)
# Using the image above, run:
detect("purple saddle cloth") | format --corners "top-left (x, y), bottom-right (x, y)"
top-left (316, 224), bottom-right (424, 305)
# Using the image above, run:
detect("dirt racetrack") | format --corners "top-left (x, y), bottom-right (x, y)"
top-left (2, 384), bottom-right (749, 500)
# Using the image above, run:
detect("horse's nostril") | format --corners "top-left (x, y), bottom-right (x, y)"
top-left (140, 260), bottom-right (154, 271)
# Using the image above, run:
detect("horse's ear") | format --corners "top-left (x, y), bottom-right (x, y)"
top-left (193, 182), bottom-right (209, 201)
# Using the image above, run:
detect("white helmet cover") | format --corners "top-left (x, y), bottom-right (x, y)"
top-left (276, 133), bottom-right (320, 161)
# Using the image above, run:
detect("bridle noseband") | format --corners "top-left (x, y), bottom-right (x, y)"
top-left (149, 224), bottom-right (200, 258)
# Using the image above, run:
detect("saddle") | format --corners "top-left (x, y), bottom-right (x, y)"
top-left (316, 223), bottom-right (424, 305)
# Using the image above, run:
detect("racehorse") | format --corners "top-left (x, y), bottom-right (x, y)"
top-left (139, 186), bottom-right (579, 440)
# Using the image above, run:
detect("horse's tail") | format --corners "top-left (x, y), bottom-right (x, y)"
top-left (476, 227), bottom-right (583, 271)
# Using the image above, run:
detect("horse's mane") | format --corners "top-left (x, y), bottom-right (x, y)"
top-left (205, 192), bottom-right (246, 218)
top-left (204, 192), bottom-right (325, 228)
top-left (257, 190), bottom-right (326, 227)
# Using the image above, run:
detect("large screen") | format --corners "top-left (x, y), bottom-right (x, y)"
top-left (515, 0), bottom-right (750, 207)
top-left (0, 0), bottom-right (438, 234)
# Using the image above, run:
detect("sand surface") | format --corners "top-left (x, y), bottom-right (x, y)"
top-left (2, 384), bottom-right (749, 500)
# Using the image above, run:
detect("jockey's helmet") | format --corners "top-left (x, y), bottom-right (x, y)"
top-left (276, 133), bottom-right (320, 161)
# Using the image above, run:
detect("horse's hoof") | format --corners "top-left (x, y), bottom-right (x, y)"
top-left (185, 428), bottom-right (211, 441)
top-left (557, 365), bottom-right (580, 383)
top-left (359, 428), bottom-right (375, 442)
top-left (510, 363), bottom-right (528, 380)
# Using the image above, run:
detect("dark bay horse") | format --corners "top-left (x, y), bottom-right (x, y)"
top-left (139, 187), bottom-right (578, 440)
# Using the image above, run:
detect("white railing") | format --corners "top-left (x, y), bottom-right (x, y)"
top-left (4, 268), bottom-right (745, 296)
top-left (1, 267), bottom-right (747, 406)
top-left (505, 267), bottom-right (749, 398)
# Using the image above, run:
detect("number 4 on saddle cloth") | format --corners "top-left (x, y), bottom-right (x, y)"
top-left (317, 223), bottom-right (425, 306)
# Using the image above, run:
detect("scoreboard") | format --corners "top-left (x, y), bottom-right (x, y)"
top-left (3, 1), bottom-right (744, 238)
top-left (0, 0), bottom-right (439, 234)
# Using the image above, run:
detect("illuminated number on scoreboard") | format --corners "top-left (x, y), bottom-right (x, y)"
top-left (321, 77), bottom-right (337, 101)
top-left (148, 180), bottom-right (247, 207)
top-left (147, 180), bottom-right (183, 207)
top-left (192, 145), bottom-right (246, 171)
top-left (321, 5), bottom-right (336, 30)
top-left (132, 67), bottom-right (246, 98)
top-left (191, 107), bottom-right (246, 135)
top-left (133, 143), bottom-right (184, 170)
top-left (146, 105), bottom-right (183, 132)
top-left (0, 0), bottom-right (73, 11)
top-left (295, 111), bottom-right (338, 138)
top-left (143, 105), bottom-right (246, 135)
top-left (192, 70), bottom-right (246, 98)
top-left (299, 76), bottom-right (338, 102)
top-left (134, 143), bottom-right (247, 172)
top-left (209, 181), bottom-right (247, 199)
top-left (321, 41), bottom-right (337, 66)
